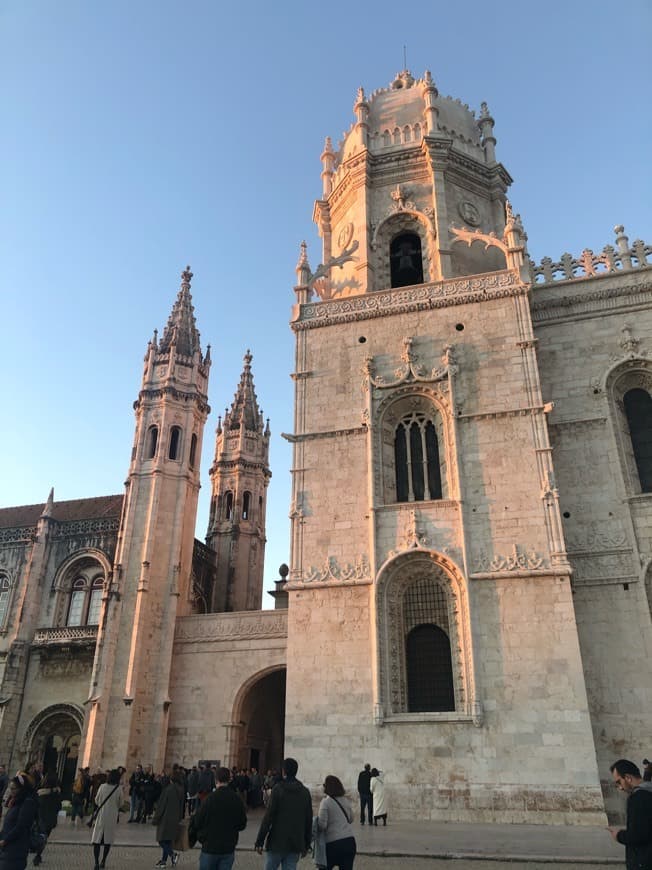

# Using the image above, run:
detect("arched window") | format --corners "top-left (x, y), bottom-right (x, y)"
top-left (242, 491), bottom-right (251, 520)
top-left (168, 426), bottom-right (182, 461)
top-left (406, 624), bottom-right (455, 712)
top-left (86, 577), bottom-right (104, 625)
top-left (225, 491), bottom-right (234, 520)
top-left (394, 412), bottom-right (442, 502)
top-left (189, 433), bottom-right (198, 468)
top-left (67, 579), bottom-right (87, 626)
top-left (390, 232), bottom-right (423, 288)
top-left (624, 388), bottom-right (652, 492)
top-left (146, 425), bottom-right (158, 459)
top-left (0, 575), bottom-right (11, 628)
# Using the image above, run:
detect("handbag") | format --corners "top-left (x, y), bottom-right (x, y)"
top-left (28, 823), bottom-right (47, 854)
top-left (173, 818), bottom-right (189, 852)
top-left (86, 785), bottom-right (119, 828)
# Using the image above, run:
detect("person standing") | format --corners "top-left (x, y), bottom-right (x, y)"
top-left (608, 759), bottom-right (652, 870)
top-left (643, 759), bottom-right (652, 783)
top-left (33, 772), bottom-right (62, 865)
top-left (188, 767), bottom-right (247, 870)
top-left (369, 769), bottom-right (387, 826)
top-left (127, 764), bottom-right (143, 823)
top-left (317, 775), bottom-right (356, 870)
top-left (187, 766), bottom-right (200, 815)
top-left (355, 765), bottom-right (372, 826)
top-left (70, 768), bottom-right (86, 826)
top-left (89, 769), bottom-right (122, 870)
top-left (254, 757), bottom-right (312, 870)
top-left (153, 775), bottom-right (183, 868)
top-left (0, 772), bottom-right (38, 870)
top-left (197, 764), bottom-right (215, 803)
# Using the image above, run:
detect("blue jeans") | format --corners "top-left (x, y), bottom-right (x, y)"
top-left (159, 840), bottom-right (174, 862)
top-left (263, 853), bottom-right (300, 870)
top-left (199, 851), bottom-right (235, 870)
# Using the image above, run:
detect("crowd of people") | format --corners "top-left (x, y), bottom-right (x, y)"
top-left (0, 755), bottom-right (649, 870)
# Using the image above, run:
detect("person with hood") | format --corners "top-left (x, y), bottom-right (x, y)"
top-left (369, 769), bottom-right (387, 827)
top-left (254, 758), bottom-right (312, 870)
top-left (608, 759), bottom-right (652, 870)
top-left (33, 772), bottom-right (62, 865)
top-left (152, 774), bottom-right (183, 867)
top-left (0, 772), bottom-right (38, 870)
top-left (317, 775), bottom-right (356, 870)
top-left (89, 768), bottom-right (122, 870)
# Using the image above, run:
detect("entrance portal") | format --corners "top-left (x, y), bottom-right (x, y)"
top-left (234, 668), bottom-right (286, 774)
top-left (23, 704), bottom-right (83, 798)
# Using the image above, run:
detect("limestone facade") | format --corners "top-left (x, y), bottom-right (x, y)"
top-left (0, 68), bottom-right (650, 825)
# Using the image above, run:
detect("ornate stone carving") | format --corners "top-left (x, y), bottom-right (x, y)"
top-left (308, 240), bottom-right (360, 298)
top-left (474, 544), bottom-right (548, 573)
top-left (364, 338), bottom-right (453, 389)
top-left (0, 526), bottom-right (37, 545)
top-left (565, 521), bottom-right (628, 552)
top-left (20, 703), bottom-right (85, 753)
top-left (337, 222), bottom-right (354, 252)
top-left (175, 611), bottom-right (288, 643)
top-left (458, 200), bottom-right (480, 227)
top-left (295, 270), bottom-right (522, 330)
top-left (32, 626), bottom-right (99, 646)
top-left (303, 555), bottom-right (371, 584)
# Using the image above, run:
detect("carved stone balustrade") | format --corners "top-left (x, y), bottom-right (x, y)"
top-left (529, 226), bottom-right (651, 286)
top-left (32, 625), bottom-right (99, 648)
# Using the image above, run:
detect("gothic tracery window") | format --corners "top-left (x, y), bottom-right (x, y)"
top-left (0, 575), bottom-right (11, 629)
top-left (394, 411), bottom-right (442, 502)
top-left (623, 388), bottom-right (652, 492)
top-left (66, 575), bottom-right (104, 626)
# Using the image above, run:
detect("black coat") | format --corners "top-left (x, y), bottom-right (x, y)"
top-left (0, 792), bottom-right (38, 869)
top-left (255, 778), bottom-right (312, 854)
top-left (616, 785), bottom-right (652, 870)
top-left (36, 788), bottom-right (62, 834)
top-left (189, 786), bottom-right (246, 854)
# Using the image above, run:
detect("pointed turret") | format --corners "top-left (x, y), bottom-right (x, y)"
top-left (41, 487), bottom-right (54, 519)
top-left (158, 266), bottom-right (202, 358)
top-left (225, 350), bottom-right (264, 432)
top-left (207, 352), bottom-right (271, 612)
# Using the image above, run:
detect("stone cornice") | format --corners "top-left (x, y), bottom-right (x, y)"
top-left (531, 277), bottom-right (652, 324)
top-left (174, 610), bottom-right (287, 643)
top-left (137, 386), bottom-right (210, 414)
top-left (293, 270), bottom-right (523, 330)
top-left (282, 426), bottom-right (366, 443)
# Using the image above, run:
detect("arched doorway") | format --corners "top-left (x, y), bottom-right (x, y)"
top-left (23, 704), bottom-right (84, 797)
top-left (232, 668), bottom-right (286, 774)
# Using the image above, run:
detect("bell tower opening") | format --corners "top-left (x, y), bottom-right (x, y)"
top-left (390, 232), bottom-right (423, 287)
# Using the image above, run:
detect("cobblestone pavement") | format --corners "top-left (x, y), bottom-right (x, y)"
top-left (33, 845), bottom-right (627, 870)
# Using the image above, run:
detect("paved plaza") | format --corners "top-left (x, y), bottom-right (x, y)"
top-left (45, 809), bottom-right (625, 868)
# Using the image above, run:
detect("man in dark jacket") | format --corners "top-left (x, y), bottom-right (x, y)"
top-left (254, 758), bottom-right (312, 870)
top-left (189, 767), bottom-right (246, 870)
top-left (357, 763), bottom-right (373, 825)
top-left (609, 758), bottom-right (652, 870)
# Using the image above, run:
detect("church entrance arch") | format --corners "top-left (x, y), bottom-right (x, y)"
top-left (230, 667), bottom-right (286, 774)
top-left (22, 704), bottom-right (84, 797)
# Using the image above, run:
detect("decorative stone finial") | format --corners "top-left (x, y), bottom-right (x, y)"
top-left (323, 136), bottom-right (334, 154)
top-left (181, 265), bottom-right (193, 288)
top-left (244, 348), bottom-right (253, 368)
top-left (295, 240), bottom-right (311, 286)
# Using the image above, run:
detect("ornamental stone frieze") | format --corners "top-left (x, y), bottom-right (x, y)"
top-left (363, 337), bottom-right (455, 390)
top-left (174, 611), bottom-right (287, 643)
top-left (0, 527), bottom-right (38, 545)
top-left (294, 555), bottom-right (371, 587)
top-left (294, 269), bottom-right (523, 330)
top-left (473, 544), bottom-right (549, 574)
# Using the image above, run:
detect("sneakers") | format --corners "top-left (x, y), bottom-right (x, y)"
top-left (172, 853), bottom-right (179, 866)
top-left (154, 862), bottom-right (167, 868)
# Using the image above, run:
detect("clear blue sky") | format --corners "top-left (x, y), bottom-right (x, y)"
top-left (1, 0), bottom-right (651, 600)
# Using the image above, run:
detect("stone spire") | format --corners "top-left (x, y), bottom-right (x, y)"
top-left (224, 350), bottom-right (264, 432)
top-left (40, 487), bottom-right (54, 518)
top-left (158, 266), bottom-right (202, 357)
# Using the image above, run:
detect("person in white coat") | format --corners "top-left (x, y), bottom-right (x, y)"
top-left (89, 769), bottom-right (122, 870)
top-left (369, 769), bottom-right (387, 826)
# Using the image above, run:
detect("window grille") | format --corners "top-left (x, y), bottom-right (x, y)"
top-left (403, 579), bottom-right (454, 712)
top-left (394, 412), bottom-right (443, 502)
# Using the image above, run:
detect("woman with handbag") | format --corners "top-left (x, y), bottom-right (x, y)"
top-left (89, 769), bottom-right (122, 870)
top-left (317, 775), bottom-right (356, 870)
top-left (0, 772), bottom-right (38, 870)
top-left (152, 775), bottom-right (182, 867)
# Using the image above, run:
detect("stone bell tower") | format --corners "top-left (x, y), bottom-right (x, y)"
top-left (80, 267), bottom-right (211, 771)
top-left (284, 70), bottom-right (605, 823)
top-left (206, 351), bottom-right (271, 612)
